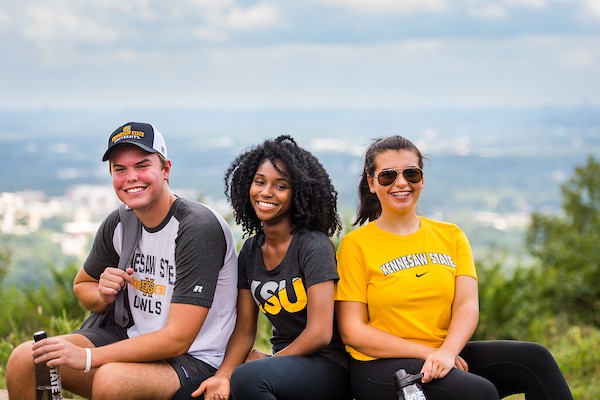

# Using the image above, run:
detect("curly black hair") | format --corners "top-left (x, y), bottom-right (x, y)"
top-left (224, 135), bottom-right (342, 238)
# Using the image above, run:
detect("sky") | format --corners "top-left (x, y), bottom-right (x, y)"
top-left (0, 0), bottom-right (600, 110)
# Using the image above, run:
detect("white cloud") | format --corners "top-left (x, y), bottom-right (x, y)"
top-left (504, 0), bottom-right (548, 10)
top-left (467, 3), bottom-right (508, 19)
top-left (0, 9), bottom-right (9, 25)
top-left (317, 0), bottom-right (448, 13)
top-left (189, 2), bottom-right (281, 41)
top-left (193, 25), bottom-right (230, 41)
top-left (217, 2), bottom-right (280, 30)
top-left (93, 0), bottom-right (158, 20)
top-left (467, 0), bottom-right (548, 20)
top-left (583, 0), bottom-right (600, 19)
top-left (15, 2), bottom-right (122, 66)
top-left (562, 48), bottom-right (594, 68)
top-left (22, 2), bottom-right (119, 46)
top-left (186, 0), bottom-right (235, 10)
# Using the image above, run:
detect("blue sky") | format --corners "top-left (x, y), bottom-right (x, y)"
top-left (1, 0), bottom-right (599, 110)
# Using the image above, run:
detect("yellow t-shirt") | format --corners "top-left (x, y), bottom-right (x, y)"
top-left (335, 216), bottom-right (477, 361)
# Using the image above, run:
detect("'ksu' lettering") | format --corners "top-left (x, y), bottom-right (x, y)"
top-left (251, 278), bottom-right (307, 315)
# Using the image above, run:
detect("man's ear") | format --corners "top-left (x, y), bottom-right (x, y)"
top-left (163, 159), bottom-right (172, 181)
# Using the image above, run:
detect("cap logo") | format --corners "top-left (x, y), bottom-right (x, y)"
top-left (111, 125), bottom-right (145, 143)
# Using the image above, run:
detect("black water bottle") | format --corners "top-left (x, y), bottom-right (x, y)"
top-left (393, 369), bottom-right (427, 400)
top-left (33, 331), bottom-right (64, 400)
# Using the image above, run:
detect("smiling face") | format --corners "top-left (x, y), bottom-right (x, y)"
top-left (368, 149), bottom-right (424, 219)
top-left (109, 144), bottom-right (171, 213)
top-left (249, 159), bottom-right (294, 226)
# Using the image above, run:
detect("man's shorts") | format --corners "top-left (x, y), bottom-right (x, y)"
top-left (73, 325), bottom-right (217, 386)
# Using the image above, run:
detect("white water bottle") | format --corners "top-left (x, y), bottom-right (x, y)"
top-left (393, 369), bottom-right (427, 400)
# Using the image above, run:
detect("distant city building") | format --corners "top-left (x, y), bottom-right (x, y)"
top-left (0, 191), bottom-right (63, 234)
top-left (0, 186), bottom-right (233, 261)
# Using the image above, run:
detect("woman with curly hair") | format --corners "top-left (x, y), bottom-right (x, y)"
top-left (173, 135), bottom-right (351, 400)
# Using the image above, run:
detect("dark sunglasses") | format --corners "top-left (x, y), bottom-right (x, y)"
top-left (372, 167), bottom-right (423, 186)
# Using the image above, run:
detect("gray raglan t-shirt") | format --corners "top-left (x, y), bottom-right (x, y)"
top-left (83, 197), bottom-right (238, 368)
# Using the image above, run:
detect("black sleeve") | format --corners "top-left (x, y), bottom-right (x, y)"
top-left (297, 230), bottom-right (339, 288)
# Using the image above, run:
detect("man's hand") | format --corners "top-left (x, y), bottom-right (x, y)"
top-left (32, 337), bottom-right (88, 371)
top-left (98, 267), bottom-right (133, 304)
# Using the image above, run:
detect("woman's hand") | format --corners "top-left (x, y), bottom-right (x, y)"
top-left (420, 347), bottom-right (457, 383)
top-left (454, 354), bottom-right (469, 371)
top-left (245, 348), bottom-right (271, 362)
top-left (421, 275), bottom-right (478, 383)
top-left (192, 375), bottom-right (231, 399)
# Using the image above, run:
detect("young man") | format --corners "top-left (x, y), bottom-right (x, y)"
top-left (6, 122), bottom-right (238, 399)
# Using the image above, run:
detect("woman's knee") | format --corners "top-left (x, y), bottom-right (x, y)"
top-left (427, 371), bottom-right (499, 400)
top-left (522, 341), bottom-right (553, 359)
top-left (512, 341), bottom-right (557, 370)
top-left (231, 362), bottom-right (267, 389)
top-left (230, 363), bottom-right (269, 397)
top-left (467, 375), bottom-right (499, 399)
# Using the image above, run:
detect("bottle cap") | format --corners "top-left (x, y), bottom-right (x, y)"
top-left (393, 369), bottom-right (424, 388)
top-left (33, 331), bottom-right (48, 342)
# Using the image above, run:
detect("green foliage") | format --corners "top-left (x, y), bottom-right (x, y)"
top-left (474, 156), bottom-right (600, 398)
top-left (254, 313), bottom-right (273, 353)
top-left (526, 156), bottom-right (600, 327)
top-left (40, 216), bottom-right (69, 231)
top-left (0, 263), bottom-right (87, 388)
top-left (475, 254), bottom-right (543, 340)
top-left (0, 264), bottom-right (85, 338)
top-left (552, 326), bottom-right (600, 400)
top-left (0, 247), bottom-right (10, 283)
top-left (474, 257), bottom-right (600, 399)
top-left (0, 231), bottom-right (79, 288)
top-left (0, 334), bottom-right (20, 388)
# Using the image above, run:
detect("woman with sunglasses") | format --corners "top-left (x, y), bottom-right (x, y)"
top-left (335, 135), bottom-right (573, 400)
top-left (173, 135), bottom-right (351, 400)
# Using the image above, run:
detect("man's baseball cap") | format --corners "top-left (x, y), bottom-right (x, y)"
top-left (102, 122), bottom-right (168, 162)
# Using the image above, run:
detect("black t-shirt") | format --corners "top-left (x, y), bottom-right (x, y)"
top-left (238, 228), bottom-right (348, 368)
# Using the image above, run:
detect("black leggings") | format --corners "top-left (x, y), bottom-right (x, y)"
top-left (173, 354), bottom-right (350, 400)
top-left (230, 354), bottom-right (351, 400)
top-left (350, 341), bottom-right (573, 400)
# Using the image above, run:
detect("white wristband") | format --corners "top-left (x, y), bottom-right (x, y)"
top-left (84, 348), bottom-right (92, 373)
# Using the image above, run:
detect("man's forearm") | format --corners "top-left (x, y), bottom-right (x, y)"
top-left (73, 281), bottom-right (111, 313)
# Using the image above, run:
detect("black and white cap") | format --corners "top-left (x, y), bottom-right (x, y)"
top-left (102, 122), bottom-right (168, 162)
